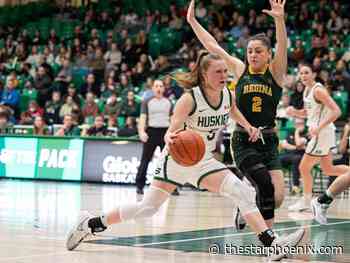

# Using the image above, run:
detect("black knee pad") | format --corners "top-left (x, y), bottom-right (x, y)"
top-left (240, 156), bottom-right (275, 220)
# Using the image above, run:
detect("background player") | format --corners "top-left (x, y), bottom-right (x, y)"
top-left (286, 63), bottom-right (350, 211)
top-left (187, 0), bottom-right (287, 229)
top-left (66, 52), bottom-right (304, 260)
top-left (136, 79), bottom-right (179, 196)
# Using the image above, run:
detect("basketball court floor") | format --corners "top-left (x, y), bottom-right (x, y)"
top-left (1, 179), bottom-right (350, 262)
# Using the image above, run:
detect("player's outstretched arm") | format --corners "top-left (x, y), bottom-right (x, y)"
top-left (264, 0), bottom-right (288, 85)
top-left (187, 0), bottom-right (245, 79)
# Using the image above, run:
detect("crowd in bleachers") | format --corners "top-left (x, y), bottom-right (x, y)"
top-left (0, 0), bottom-right (348, 138)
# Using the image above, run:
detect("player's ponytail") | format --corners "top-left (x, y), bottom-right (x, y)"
top-left (172, 51), bottom-right (221, 90)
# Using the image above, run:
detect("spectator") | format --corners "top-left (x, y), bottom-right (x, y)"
top-left (0, 111), bottom-right (11, 134)
top-left (25, 45), bottom-right (41, 66)
top-left (55, 58), bottom-right (73, 93)
top-left (44, 91), bottom-right (63, 125)
top-left (311, 24), bottom-right (328, 57)
top-left (117, 116), bottom-right (137, 137)
top-left (107, 115), bottom-right (118, 135)
top-left (80, 73), bottom-right (100, 98)
top-left (59, 95), bottom-right (78, 121)
top-left (104, 92), bottom-right (121, 117)
top-left (55, 114), bottom-right (81, 136)
top-left (34, 66), bottom-right (52, 107)
top-left (140, 77), bottom-right (154, 101)
top-left (290, 81), bottom-right (304, 110)
top-left (67, 84), bottom-right (84, 107)
top-left (104, 42), bottom-right (122, 72)
top-left (33, 116), bottom-right (49, 135)
top-left (89, 47), bottom-right (105, 85)
top-left (236, 27), bottom-right (250, 49)
top-left (230, 15), bottom-right (245, 38)
top-left (279, 119), bottom-right (307, 195)
top-left (290, 39), bottom-right (305, 65)
top-left (101, 76), bottom-right (117, 99)
top-left (82, 115), bottom-right (108, 137)
top-left (119, 90), bottom-right (140, 118)
top-left (0, 77), bottom-right (20, 114)
top-left (327, 10), bottom-right (343, 33)
top-left (82, 92), bottom-right (99, 123)
top-left (25, 100), bottom-right (44, 120)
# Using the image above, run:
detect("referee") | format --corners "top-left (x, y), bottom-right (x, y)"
top-left (136, 79), bottom-right (179, 195)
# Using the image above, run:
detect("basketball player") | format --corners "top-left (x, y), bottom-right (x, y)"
top-left (286, 63), bottom-right (350, 212)
top-left (66, 52), bottom-right (304, 260)
top-left (312, 170), bottom-right (350, 224)
top-left (187, 0), bottom-right (287, 229)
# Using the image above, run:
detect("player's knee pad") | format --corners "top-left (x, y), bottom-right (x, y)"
top-left (240, 157), bottom-right (275, 220)
top-left (119, 186), bottom-right (170, 221)
top-left (219, 174), bottom-right (259, 216)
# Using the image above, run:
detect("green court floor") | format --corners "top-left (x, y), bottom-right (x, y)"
top-left (88, 219), bottom-right (350, 262)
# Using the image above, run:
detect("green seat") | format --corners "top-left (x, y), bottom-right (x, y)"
top-left (148, 36), bottom-right (162, 58)
top-left (20, 88), bottom-right (38, 112)
top-left (117, 116), bottom-right (126, 128)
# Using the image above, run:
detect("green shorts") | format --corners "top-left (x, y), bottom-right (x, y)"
top-left (231, 131), bottom-right (282, 171)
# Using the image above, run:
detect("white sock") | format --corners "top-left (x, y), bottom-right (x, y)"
top-left (100, 214), bottom-right (109, 227)
top-left (326, 189), bottom-right (334, 199)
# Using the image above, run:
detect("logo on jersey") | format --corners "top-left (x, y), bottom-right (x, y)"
top-left (197, 113), bottom-right (230, 128)
top-left (243, 84), bottom-right (272, 96)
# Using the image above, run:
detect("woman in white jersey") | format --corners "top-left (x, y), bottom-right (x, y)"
top-left (287, 63), bottom-right (350, 211)
top-left (65, 52), bottom-right (304, 260)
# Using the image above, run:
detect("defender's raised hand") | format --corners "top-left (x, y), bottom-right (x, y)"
top-left (187, 0), bottom-right (196, 24)
top-left (263, 0), bottom-right (286, 19)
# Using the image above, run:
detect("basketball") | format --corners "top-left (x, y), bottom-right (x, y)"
top-left (168, 130), bottom-right (205, 166)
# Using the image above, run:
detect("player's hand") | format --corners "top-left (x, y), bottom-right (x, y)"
top-left (308, 125), bottom-right (320, 138)
top-left (164, 131), bottom-right (178, 146)
top-left (187, 0), bottom-right (196, 24)
top-left (247, 126), bottom-right (260, 142)
top-left (139, 131), bottom-right (149, 143)
top-left (263, 0), bottom-right (286, 20)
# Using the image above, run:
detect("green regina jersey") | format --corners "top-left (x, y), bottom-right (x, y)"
top-left (235, 66), bottom-right (282, 128)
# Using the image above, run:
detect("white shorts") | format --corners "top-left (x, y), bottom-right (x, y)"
top-left (153, 150), bottom-right (228, 189)
top-left (305, 127), bottom-right (336, 156)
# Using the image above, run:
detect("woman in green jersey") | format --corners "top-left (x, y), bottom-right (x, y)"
top-left (187, 0), bottom-right (287, 228)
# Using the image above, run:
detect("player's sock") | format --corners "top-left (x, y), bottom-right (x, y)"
top-left (258, 229), bottom-right (276, 247)
top-left (317, 190), bottom-right (334, 205)
top-left (88, 216), bottom-right (107, 233)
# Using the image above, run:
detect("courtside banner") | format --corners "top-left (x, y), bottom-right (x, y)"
top-left (0, 137), bottom-right (83, 180)
top-left (82, 140), bottom-right (161, 184)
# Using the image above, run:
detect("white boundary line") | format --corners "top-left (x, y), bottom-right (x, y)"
top-left (134, 220), bottom-right (350, 247)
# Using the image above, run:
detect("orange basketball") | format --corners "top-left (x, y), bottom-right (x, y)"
top-left (168, 130), bottom-right (205, 167)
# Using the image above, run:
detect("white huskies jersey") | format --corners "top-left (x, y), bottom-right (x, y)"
top-left (185, 86), bottom-right (232, 152)
top-left (303, 82), bottom-right (335, 129)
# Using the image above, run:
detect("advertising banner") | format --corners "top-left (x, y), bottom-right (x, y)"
top-left (0, 137), bottom-right (83, 181)
top-left (83, 140), bottom-right (160, 184)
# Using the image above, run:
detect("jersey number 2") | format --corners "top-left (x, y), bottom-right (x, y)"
top-left (252, 96), bottom-right (262, 112)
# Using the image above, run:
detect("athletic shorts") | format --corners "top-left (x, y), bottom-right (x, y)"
top-left (306, 127), bottom-right (336, 156)
top-left (153, 150), bottom-right (228, 189)
top-left (231, 131), bottom-right (282, 171)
